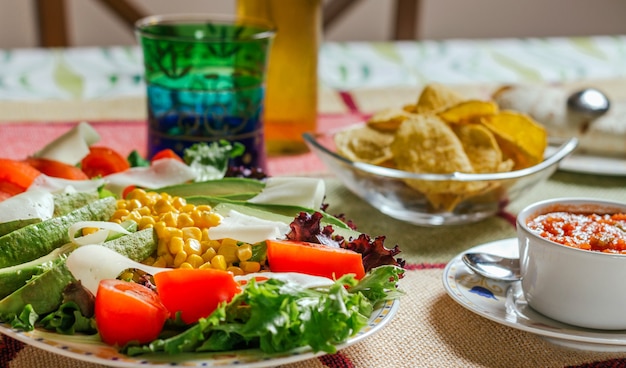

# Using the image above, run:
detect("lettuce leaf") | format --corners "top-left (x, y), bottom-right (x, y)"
top-left (124, 265), bottom-right (402, 356)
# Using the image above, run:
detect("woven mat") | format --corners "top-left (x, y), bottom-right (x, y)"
top-left (4, 268), bottom-right (626, 368)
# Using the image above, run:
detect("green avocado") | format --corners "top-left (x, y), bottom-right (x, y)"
top-left (156, 178), bottom-right (265, 200)
top-left (52, 191), bottom-right (100, 217)
top-left (0, 196), bottom-right (117, 269)
top-left (0, 228), bottom-right (158, 319)
top-left (0, 243), bottom-right (74, 300)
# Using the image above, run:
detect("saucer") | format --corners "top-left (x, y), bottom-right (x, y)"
top-left (443, 238), bottom-right (626, 352)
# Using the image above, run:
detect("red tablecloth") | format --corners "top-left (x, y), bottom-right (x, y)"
top-left (0, 112), bottom-right (363, 177)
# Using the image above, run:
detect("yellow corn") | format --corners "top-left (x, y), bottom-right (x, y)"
top-left (211, 255), bottom-right (227, 270)
top-left (113, 188), bottom-right (267, 275)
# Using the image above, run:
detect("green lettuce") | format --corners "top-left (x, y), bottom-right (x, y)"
top-left (124, 265), bottom-right (403, 356)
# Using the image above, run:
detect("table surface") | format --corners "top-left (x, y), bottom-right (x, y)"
top-left (1, 36), bottom-right (626, 368)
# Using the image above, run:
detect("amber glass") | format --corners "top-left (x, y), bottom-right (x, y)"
top-left (237, 0), bottom-right (320, 154)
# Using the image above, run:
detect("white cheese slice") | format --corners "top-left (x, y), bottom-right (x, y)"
top-left (234, 272), bottom-right (334, 289)
top-left (0, 188), bottom-right (55, 222)
top-left (68, 221), bottom-right (133, 246)
top-left (28, 174), bottom-right (105, 194)
top-left (207, 209), bottom-right (290, 244)
top-left (248, 177), bottom-right (325, 209)
top-left (34, 122), bottom-right (100, 165)
top-left (103, 158), bottom-right (197, 197)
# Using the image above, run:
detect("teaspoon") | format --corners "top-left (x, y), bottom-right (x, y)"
top-left (461, 252), bottom-right (522, 282)
top-left (566, 88), bottom-right (611, 119)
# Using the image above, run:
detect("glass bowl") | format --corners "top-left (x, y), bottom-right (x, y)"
top-left (303, 127), bottom-right (578, 226)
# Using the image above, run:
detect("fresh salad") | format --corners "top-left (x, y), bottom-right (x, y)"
top-left (0, 122), bottom-right (405, 357)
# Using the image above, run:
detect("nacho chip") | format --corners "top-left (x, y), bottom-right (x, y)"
top-left (451, 123), bottom-right (513, 173)
top-left (438, 100), bottom-right (499, 124)
top-left (390, 115), bottom-right (485, 194)
top-left (366, 107), bottom-right (413, 132)
top-left (410, 83), bottom-right (465, 114)
top-left (480, 111), bottom-right (548, 170)
top-left (334, 125), bottom-right (395, 165)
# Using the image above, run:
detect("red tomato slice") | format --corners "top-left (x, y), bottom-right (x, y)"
top-left (151, 149), bottom-right (184, 163)
top-left (0, 158), bottom-right (41, 194)
top-left (154, 268), bottom-right (241, 325)
top-left (23, 157), bottom-right (89, 180)
top-left (81, 146), bottom-right (130, 178)
top-left (266, 239), bottom-right (366, 280)
top-left (0, 181), bottom-right (27, 198)
top-left (95, 279), bottom-right (169, 346)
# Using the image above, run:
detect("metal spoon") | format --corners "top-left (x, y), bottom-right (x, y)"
top-left (567, 88), bottom-right (611, 119)
top-left (462, 253), bottom-right (522, 282)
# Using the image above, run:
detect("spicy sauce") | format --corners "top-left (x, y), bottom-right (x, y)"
top-left (526, 212), bottom-right (626, 253)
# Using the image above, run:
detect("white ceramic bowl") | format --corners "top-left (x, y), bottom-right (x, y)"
top-left (304, 126), bottom-right (577, 226)
top-left (517, 198), bottom-right (626, 330)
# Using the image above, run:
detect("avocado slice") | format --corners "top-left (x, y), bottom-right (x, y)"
top-left (0, 196), bottom-right (117, 269)
top-left (156, 178), bottom-right (265, 199)
top-left (0, 228), bottom-right (158, 319)
top-left (0, 243), bottom-right (74, 299)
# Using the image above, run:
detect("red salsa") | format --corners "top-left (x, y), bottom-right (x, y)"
top-left (526, 212), bottom-right (626, 253)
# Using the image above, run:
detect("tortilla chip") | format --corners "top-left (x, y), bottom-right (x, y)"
top-left (334, 125), bottom-right (395, 165)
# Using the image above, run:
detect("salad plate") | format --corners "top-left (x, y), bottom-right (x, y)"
top-left (558, 153), bottom-right (626, 176)
top-left (544, 145), bottom-right (626, 176)
top-left (443, 238), bottom-right (626, 352)
top-left (0, 298), bottom-right (398, 367)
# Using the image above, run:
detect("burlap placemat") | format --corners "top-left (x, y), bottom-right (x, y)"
top-left (5, 269), bottom-right (626, 368)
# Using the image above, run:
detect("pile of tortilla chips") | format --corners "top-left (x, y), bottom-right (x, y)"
top-left (334, 83), bottom-right (548, 211)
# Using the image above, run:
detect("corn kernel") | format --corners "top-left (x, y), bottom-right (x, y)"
top-left (240, 261), bottom-right (261, 273)
top-left (171, 196), bottom-right (186, 209)
top-left (157, 240), bottom-right (169, 256)
top-left (154, 198), bottom-right (176, 214)
top-left (182, 227), bottom-right (202, 241)
top-left (184, 238), bottom-right (202, 256)
top-left (237, 244), bottom-right (253, 262)
top-left (218, 242), bottom-right (239, 264)
top-left (178, 203), bottom-right (193, 212)
top-left (81, 227), bottom-right (99, 236)
top-left (126, 211), bottom-right (142, 223)
top-left (154, 221), bottom-right (168, 238)
top-left (173, 250), bottom-right (188, 268)
top-left (138, 216), bottom-right (156, 229)
top-left (162, 253), bottom-right (175, 267)
top-left (211, 255), bottom-right (227, 270)
top-left (195, 204), bottom-right (212, 212)
top-left (126, 199), bottom-right (142, 211)
top-left (179, 262), bottom-right (194, 269)
top-left (152, 257), bottom-right (167, 268)
top-left (161, 212), bottom-right (179, 227)
top-left (168, 236), bottom-right (185, 255)
top-left (198, 262), bottom-right (212, 270)
top-left (111, 209), bottom-right (130, 221)
top-left (201, 247), bottom-right (217, 262)
top-left (226, 266), bottom-right (244, 276)
top-left (177, 213), bottom-right (195, 228)
top-left (187, 254), bottom-right (204, 268)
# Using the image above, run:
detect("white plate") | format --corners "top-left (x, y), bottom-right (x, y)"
top-left (443, 238), bottom-right (626, 352)
top-left (0, 299), bottom-right (398, 367)
top-left (545, 145), bottom-right (626, 176)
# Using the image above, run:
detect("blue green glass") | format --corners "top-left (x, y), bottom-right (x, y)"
top-left (136, 15), bottom-right (274, 169)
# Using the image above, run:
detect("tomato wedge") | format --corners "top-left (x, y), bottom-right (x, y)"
top-left (154, 268), bottom-right (241, 324)
top-left (0, 158), bottom-right (41, 197)
top-left (81, 146), bottom-right (130, 178)
top-left (23, 157), bottom-right (89, 180)
top-left (266, 239), bottom-right (366, 280)
top-left (151, 148), bottom-right (184, 163)
top-left (95, 279), bottom-right (169, 346)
